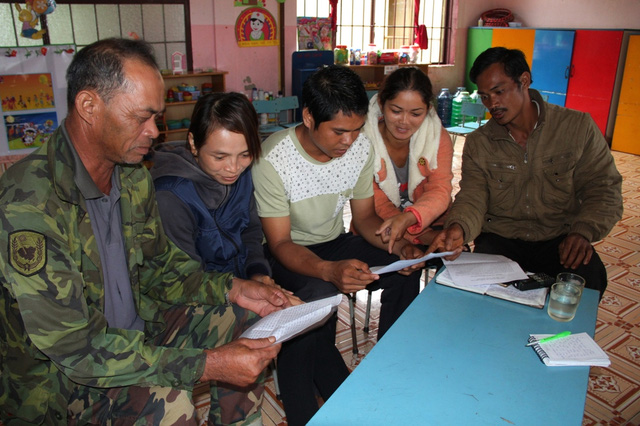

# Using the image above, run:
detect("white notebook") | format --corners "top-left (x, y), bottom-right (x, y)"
top-left (528, 332), bottom-right (611, 367)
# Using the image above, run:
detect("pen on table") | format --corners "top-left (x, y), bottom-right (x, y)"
top-left (525, 331), bottom-right (571, 347)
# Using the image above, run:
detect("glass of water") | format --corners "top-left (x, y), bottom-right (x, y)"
top-left (547, 273), bottom-right (586, 322)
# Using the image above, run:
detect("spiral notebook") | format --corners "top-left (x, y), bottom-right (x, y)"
top-left (528, 332), bottom-right (611, 367)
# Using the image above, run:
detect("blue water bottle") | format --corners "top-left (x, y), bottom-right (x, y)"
top-left (437, 88), bottom-right (453, 127)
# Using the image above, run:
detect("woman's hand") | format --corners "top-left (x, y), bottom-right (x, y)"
top-left (375, 212), bottom-right (417, 253)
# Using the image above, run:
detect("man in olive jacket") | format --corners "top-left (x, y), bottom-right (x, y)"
top-left (0, 38), bottom-right (291, 425)
top-left (431, 47), bottom-right (622, 297)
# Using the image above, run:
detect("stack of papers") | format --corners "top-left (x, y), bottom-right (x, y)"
top-left (528, 333), bottom-right (611, 367)
top-left (435, 253), bottom-right (548, 308)
top-left (240, 294), bottom-right (343, 343)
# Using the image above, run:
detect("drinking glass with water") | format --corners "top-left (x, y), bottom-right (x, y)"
top-left (547, 273), bottom-right (586, 322)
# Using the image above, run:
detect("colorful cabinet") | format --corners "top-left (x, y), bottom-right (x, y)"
top-left (466, 27), bottom-right (624, 138)
top-left (466, 28), bottom-right (572, 106)
top-left (612, 35), bottom-right (640, 154)
top-left (531, 30), bottom-right (575, 106)
top-left (565, 30), bottom-right (623, 136)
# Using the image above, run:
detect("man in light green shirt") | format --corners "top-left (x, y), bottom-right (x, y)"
top-left (252, 65), bottom-right (425, 425)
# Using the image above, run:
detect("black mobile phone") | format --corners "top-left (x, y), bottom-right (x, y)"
top-left (510, 273), bottom-right (555, 291)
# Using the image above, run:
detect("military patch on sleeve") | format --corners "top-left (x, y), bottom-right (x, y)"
top-left (9, 230), bottom-right (46, 276)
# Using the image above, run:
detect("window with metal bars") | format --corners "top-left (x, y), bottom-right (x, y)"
top-left (297, 0), bottom-right (451, 64)
top-left (0, 0), bottom-right (192, 71)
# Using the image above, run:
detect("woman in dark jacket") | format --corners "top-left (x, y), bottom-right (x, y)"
top-left (152, 92), bottom-right (291, 425)
top-left (151, 92), bottom-right (273, 284)
top-left (152, 92), bottom-right (344, 426)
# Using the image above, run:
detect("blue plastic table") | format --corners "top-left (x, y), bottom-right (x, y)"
top-left (309, 274), bottom-right (599, 425)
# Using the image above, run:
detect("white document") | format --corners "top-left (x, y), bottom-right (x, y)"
top-left (369, 251), bottom-right (455, 274)
top-left (442, 252), bottom-right (528, 286)
top-left (240, 294), bottom-right (343, 343)
top-left (435, 268), bottom-right (548, 308)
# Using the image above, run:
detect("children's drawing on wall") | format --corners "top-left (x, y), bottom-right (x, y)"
top-left (0, 45), bottom-right (71, 156)
top-left (235, 7), bottom-right (279, 47)
top-left (0, 74), bottom-right (55, 112)
top-left (297, 17), bottom-right (332, 51)
top-left (4, 112), bottom-right (57, 150)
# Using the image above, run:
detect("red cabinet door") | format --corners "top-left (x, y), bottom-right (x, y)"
top-left (566, 30), bottom-right (623, 136)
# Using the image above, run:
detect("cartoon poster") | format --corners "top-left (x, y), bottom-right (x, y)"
top-left (0, 46), bottom-right (73, 155)
top-left (4, 111), bottom-right (57, 150)
top-left (235, 7), bottom-right (279, 47)
top-left (0, 73), bottom-right (55, 112)
top-left (297, 17), bottom-right (332, 51)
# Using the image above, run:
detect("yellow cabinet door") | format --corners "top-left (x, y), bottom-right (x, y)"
top-left (612, 35), bottom-right (640, 154)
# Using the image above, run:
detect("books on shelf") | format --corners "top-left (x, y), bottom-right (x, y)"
top-left (527, 332), bottom-right (611, 367)
top-left (435, 267), bottom-right (548, 308)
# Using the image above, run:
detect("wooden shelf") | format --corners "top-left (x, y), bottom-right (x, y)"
top-left (348, 63), bottom-right (429, 89)
top-left (157, 71), bottom-right (227, 143)
top-left (161, 71), bottom-right (227, 80)
top-left (165, 100), bottom-right (197, 107)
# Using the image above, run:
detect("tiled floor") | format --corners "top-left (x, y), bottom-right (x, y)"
top-left (209, 141), bottom-right (640, 425)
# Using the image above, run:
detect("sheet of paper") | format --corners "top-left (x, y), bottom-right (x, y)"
top-left (369, 251), bottom-right (455, 274)
top-left (435, 268), bottom-right (491, 294)
top-left (435, 268), bottom-right (546, 308)
top-left (442, 252), bottom-right (527, 286)
top-left (240, 294), bottom-right (343, 343)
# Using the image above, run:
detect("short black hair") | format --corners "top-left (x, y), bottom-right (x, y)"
top-left (301, 65), bottom-right (369, 130)
top-left (66, 38), bottom-right (159, 108)
top-left (469, 47), bottom-right (533, 86)
top-left (187, 92), bottom-right (261, 161)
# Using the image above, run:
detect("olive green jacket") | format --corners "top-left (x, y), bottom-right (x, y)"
top-left (0, 125), bottom-right (233, 424)
top-left (445, 89), bottom-right (623, 244)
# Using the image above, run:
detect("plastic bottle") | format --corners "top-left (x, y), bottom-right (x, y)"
top-left (334, 45), bottom-right (349, 65)
top-left (350, 48), bottom-right (361, 65)
top-left (408, 44), bottom-right (420, 64)
top-left (436, 88), bottom-right (453, 127)
top-left (470, 89), bottom-right (480, 103)
top-left (465, 90), bottom-right (482, 124)
top-left (399, 45), bottom-right (410, 64)
top-left (451, 90), bottom-right (471, 126)
top-left (367, 43), bottom-right (378, 65)
top-left (453, 86), bottom-right (466, 99)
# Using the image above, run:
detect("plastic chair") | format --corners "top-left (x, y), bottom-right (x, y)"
top-left (275, 96), bottom-right (301, 129)
top-left (252, 100), bottom-right (285, 139)
top-left (252, 96), bottom-right (301, 139)
top-left (445, 102), bottom-right (488, 146)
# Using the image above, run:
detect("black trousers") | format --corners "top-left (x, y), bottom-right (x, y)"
top-left (473, 232), bottom-right (608, 297)
top-left (266, 233), bottom-right (421, 426)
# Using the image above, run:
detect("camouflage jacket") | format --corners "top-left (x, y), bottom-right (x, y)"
top-left (0, 125), bottom-right (233, 424)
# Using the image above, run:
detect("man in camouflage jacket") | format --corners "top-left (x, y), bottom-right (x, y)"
top-left (0, 38), bottom-right (290, 425)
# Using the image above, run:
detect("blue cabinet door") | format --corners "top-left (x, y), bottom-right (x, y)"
top-left (531, 30), bottom-right (575, 106)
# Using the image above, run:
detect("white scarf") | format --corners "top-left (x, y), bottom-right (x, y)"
top-left (363, 93), bottom-right (442, 207)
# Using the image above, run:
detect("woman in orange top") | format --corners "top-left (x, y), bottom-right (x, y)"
top-left (363, 67), bottom-right (454, 253)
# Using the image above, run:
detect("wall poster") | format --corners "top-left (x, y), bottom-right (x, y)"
top-left (235, 7), bottom-right (279, 47)
top-left (0, 46), bottom-right (73, 156)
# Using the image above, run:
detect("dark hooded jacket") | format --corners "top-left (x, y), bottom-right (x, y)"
top-left (150, 143), bottom-right (270, 279)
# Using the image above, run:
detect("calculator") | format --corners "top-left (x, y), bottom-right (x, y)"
top-left (510, 272), bottom-right (555, 291)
